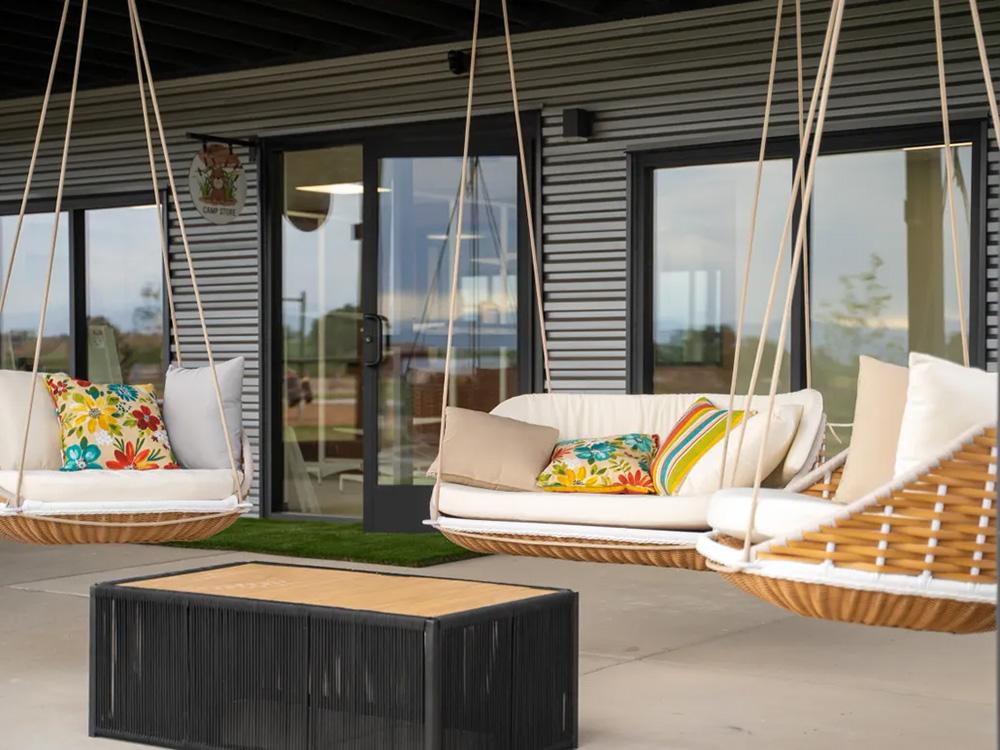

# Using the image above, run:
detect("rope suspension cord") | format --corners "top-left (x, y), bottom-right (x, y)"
top-left (430, 0), bottom-right (481, 522)
top-left (12, 0), bottom-right (89, 509)
top-left (0, 0), bottom-right (71, 329)
top-left (500, 0), bottom-right (553, 393)
top-left (127, 0), bottom-right (243, 502)
top-left (718, 0), bottom-right (785, 490)
top-left (969, 0), bottom-right (1000, 158)
top-left (728, 0), bottom-right (841, 480)
top-left (741, 0), bottom-right (847, 561)
top-left (795, 0), bottom-right (814, 389)
top-left (127, 9), bottom-right (183, 367)
top-left (933, 0), bottom-right (970, 367)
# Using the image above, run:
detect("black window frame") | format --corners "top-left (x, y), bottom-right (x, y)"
top-left (258, 113), bottom-right (543, 523)
top-left (0, 190), bottom-right (170, 378)
top-left (627, 120), bottom-right (988, 394)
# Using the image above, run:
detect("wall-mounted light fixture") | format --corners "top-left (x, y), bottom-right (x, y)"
top-left (448, 49), bottom-right (471, 75)
top-left (562, 108), bottom-right (593, 140)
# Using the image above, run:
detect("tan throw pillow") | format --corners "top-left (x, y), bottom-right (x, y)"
top-left (834, 356), bottom-right (908, 503)
top-left (435, 406), bottom-right (559, 492)
top-left (0, 370), bottom-right (63, 470)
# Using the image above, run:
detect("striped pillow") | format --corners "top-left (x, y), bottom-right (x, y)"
top-left (651, 397), bottom-right (748, 496)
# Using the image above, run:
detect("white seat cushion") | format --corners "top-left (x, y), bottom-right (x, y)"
top-left (0, 370), bottom-right (62, 470)
top-left (491, 390), bottom-right (824, 485)
top-left (707, 487), bottom-right (841, 543)
top-left (0, 469), bottom-right (239, 505)
top-left (438, 482), bottom-right (710, 530)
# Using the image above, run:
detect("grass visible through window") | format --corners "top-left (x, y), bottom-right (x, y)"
top-left (165, 518), bottom-right (483, 568)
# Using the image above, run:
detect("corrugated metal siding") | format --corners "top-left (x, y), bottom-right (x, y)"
top-left (0, 0), bottom-right (997, 509)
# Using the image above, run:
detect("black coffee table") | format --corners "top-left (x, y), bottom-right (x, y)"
top-left (90, 561), bottom-right (578, 749)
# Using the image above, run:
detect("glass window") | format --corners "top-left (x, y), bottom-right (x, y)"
top-left (376, 155), bottom-right (519, 487)
top-left (652, 159), bottom-right (792, 395)
top-left (86, 205), bottom-right (166, 391)
top-left (0, 212), bottom-right (71, 372)
top-left (647, 134), bottom-right (975, 451)
top-left (280, 145), bottom-right (364, 517)
top-left (811, 143), bottom-right (972, 444)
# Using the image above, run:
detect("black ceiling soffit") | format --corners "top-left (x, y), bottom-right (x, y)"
top-left (0, 0), bottom-right (747, 101)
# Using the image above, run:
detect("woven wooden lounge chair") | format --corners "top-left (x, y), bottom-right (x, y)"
top-left (698, 424), bottom-right (996, 633)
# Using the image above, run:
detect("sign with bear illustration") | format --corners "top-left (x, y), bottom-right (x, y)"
top-left (188, 142), bottom-right (246, 224)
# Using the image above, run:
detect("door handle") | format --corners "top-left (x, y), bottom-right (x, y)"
top-left (362, 313), bottom-right (387, 367)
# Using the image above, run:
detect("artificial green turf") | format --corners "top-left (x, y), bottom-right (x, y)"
top-left (165, 517), bottom-right (483, 567)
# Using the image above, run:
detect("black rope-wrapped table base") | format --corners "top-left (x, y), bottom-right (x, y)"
top-left (90, 562), bottom-right (578, 750)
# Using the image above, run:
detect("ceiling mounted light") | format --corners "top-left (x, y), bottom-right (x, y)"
top-left (296, 182), bottom-right (363, 195)
top-left (427, 233), bottom-right (483, 241)
top-left (295, 183), bottom-right (391, 195)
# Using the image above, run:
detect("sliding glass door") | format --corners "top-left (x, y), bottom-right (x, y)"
top-left (268, 116), bottom-right (533, 531)
top-left (364, 152), bottom-right (519, 530)
top-left (278, 145), bottom-right (365, 519)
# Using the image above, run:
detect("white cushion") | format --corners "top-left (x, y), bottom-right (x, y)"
top-left (438, 481), bottom-right (710, 530)
top-left (491, 390), bottom-right (824, 485)
top-left (835, 356), bottom-right (908, 503)
top-left (0, 370), bottom-right (62, 470)
top-left (0, 468), bottom-right (239, 504)
top-left (894, 352), bottom-right (998, 476)
top-left (673, 405), bottom-right (801, 495)
top-left (163, 357), bottom-right (244, 469)
top-left (707, 487), bottom-right (841, 543)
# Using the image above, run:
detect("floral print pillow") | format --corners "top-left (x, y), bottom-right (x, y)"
top-left (44, 375), bottom-right (178, 471)
top-left (536, 433), bottom-right (658, 494)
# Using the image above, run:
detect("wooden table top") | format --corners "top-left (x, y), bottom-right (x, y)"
top-left (122, 563), bottom-right (555, 617)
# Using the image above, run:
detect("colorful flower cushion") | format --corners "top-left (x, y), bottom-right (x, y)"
top-left (44, 375), bottom-right (178, 471)
top-left (536, 433), bottom-right (658, 494)
top-left (650, 397), bottom-right (748, 495)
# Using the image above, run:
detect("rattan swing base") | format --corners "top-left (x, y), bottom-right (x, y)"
top-left (719, 571), bottom-right (995, 634)
top-left (709, 427), bottom-right (998, 634)
top-left (439, 528), bottom-right (708, 570)
top-left (0, 510), bottom-right (242, 545)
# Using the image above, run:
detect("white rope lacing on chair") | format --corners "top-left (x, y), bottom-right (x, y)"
top-left (12, 0), bottom-right (89, 508)
top-left (8, 0), bottom-right (244, 520)
top-left (725, 0), bottom-right (840, 487)
top-left (718, 0), bottom-right (785, 490)
top-left (430, 0), bottom-right (482, 522)
top-left (431, 0), bottom-right (552, 521)
top-left (0, 0), bottom-right (70, 333)
top-left (127, 0), bottom-right (243, 502)
top-left (741, 0), bottom-right (847, 561)
top-left (738, 0), bottom-right (978, 561)
top-left (969, 0), bottom-right (1000, 158)
top-left (795, 0), bottom-right (814, 390)
top-left (501, 0), bottom-right (552, 394)
top-left (127, 6), bottom-right (182, 366)
top-left (933, 0), bottom-right (970, 367)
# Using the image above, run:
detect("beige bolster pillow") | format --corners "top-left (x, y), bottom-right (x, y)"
top-left (434, 406), bottom-right (559, 492)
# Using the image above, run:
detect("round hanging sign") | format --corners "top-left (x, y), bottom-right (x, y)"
top-left (188, 143), bottom-right (246, 224)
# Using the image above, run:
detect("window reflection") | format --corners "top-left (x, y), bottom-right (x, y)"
top-left (86, 205), bottom-right (165, 391)
top-left (652, 160), bottom-right (792, 395)
top-left (377, 156), bottom-right (519, 485)
top-left (811, 144), bottom-right (972, 445)
top-left (281, 145), bottom-right (364, 517)
top-left (0, 213), bottom-right (71, 372)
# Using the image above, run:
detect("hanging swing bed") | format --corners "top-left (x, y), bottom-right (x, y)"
top-left (0, 0), bottom-right (252, 545)
top-left (427, 0), bottom-right (835, 571)
top-left (694, 0), bottom-right (998, 634)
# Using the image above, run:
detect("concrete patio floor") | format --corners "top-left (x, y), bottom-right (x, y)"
top-left (0, 539), bottom-right (994, 750)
